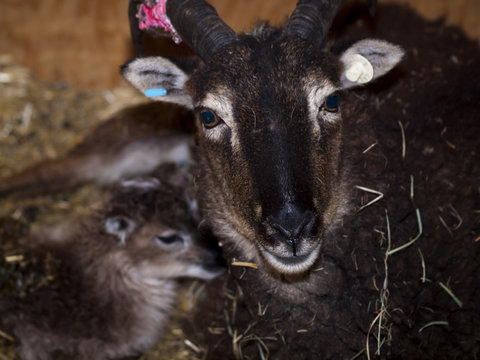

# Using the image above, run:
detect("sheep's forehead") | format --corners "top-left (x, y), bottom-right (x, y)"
top-left (191, 38), bottom-right (340, 116)
top-left (213, 40), bottom-right (338, 82)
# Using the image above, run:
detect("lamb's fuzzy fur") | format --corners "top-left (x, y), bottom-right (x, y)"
top-left (0, 171), bottom-right (224, 360)
top-left (0, 102), bottom-right (194, 199)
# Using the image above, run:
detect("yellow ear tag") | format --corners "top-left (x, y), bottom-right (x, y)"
top-left (345, 54), bottom-right (374, 84)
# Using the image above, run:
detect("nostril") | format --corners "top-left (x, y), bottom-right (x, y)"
top-left (266, 209), bottom-right (315, 255)
top-left (268, 211), bottom-right (314, 238)
top-left (269, 222), bottom-right (293, 239)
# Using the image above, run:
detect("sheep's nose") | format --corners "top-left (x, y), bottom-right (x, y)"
top-left (266, 205), bottom-right (315, 256)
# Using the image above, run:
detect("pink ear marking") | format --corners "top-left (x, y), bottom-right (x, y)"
top-left (136, 0), bottom-right (182, 44)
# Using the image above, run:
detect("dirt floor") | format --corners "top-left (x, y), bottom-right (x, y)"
top-left (0, 3), bottom-right (479, 360)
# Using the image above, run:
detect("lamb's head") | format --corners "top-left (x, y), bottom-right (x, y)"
top-left (122, 0), bottom-right (404, 276)
top-left (103, 177), bottom-right (224, 281)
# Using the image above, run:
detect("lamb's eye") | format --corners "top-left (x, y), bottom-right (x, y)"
top-left (322, 94), bottom-right (340, 113)
top-left (199, 109), bottom-right (221, 128)
top-left (104, 216), bottom-right (135, 243)
top-left (105, 217), bottom-right (132, 233)
top-left (154, 234), bottom-right (184, 245)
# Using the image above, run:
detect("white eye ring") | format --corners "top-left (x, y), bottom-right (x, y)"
top-left (104, 216), bottom-right (136, 244)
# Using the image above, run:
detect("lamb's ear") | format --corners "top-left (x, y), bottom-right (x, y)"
top-left (339, 39), bottom-right (404, 89)
top-left (121, 56), bottom-right (193, 109)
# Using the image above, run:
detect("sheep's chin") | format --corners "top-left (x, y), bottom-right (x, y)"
top-left (259, 245), bottom-right (321, 275)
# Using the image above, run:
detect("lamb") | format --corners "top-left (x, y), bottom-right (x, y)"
top-left (0, 102), bottom-right (193, 198)
top-left (0, 170), bottom-right (224, 360)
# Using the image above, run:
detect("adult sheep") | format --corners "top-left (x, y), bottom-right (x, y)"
top-left (122, 0), bottom-right (403, 277)
top-left (123, 1), bottom-right (479, 358)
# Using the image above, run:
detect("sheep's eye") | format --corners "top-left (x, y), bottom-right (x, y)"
top-left (322, 94), bottom-right (340, 113)
top-left (199, 109), bottom-right (220, 129)
top-left (154, 234), bottom-right (184, 245)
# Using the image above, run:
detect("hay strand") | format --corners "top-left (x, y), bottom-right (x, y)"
top-left (417, 248), bottom-right (426, 283)
top-left (231, 261), bottom-right (258, 270)
top-left (362, 142), bottom-right (377, 154)
top-left (0, 330), bottom-right (14, 342)
top-left (366, 310), bottom-right (385, 360)
top-left (355, 186), bottom-right (384, 212)
top-left (397, 120), bottom-right (406, 160)
top-left (350, 348), bottom-right (366, 360)
top-left (4, 254), bottom-right (24, 263)
top-left (418, 321), bottom-right (449, 333)
top-left (438, 282), bottom-right (463, 308)
top-left (367, 209), bottom-right (391, 360)
top-left (387, 208), bottom-right (423, 255)
top-left (184, 339), bottom-right (202, 354)
top-left (409, 174), bottom-right (415, 201)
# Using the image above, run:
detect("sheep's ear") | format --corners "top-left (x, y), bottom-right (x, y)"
top-left (121, 57), bottom-right (194, 109)
top-left (339, 39), bottom-right (404, 89)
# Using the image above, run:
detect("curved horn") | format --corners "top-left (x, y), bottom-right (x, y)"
top-left (284, 0), bottom-right (347, 47)
top-left (128, 0), bottom-right (145, 55)
top-left (166, 0), bottom-right (237, 61)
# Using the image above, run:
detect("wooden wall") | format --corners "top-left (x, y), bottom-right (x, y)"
top-left (0, 0), bottom-right (478, 88)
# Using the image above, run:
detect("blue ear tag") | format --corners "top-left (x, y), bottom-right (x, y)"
top-left (145, 88), bottom-right (167, 97)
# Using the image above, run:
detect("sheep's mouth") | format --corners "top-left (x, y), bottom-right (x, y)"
top-left (259, 245), bottom-right (321, 275)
